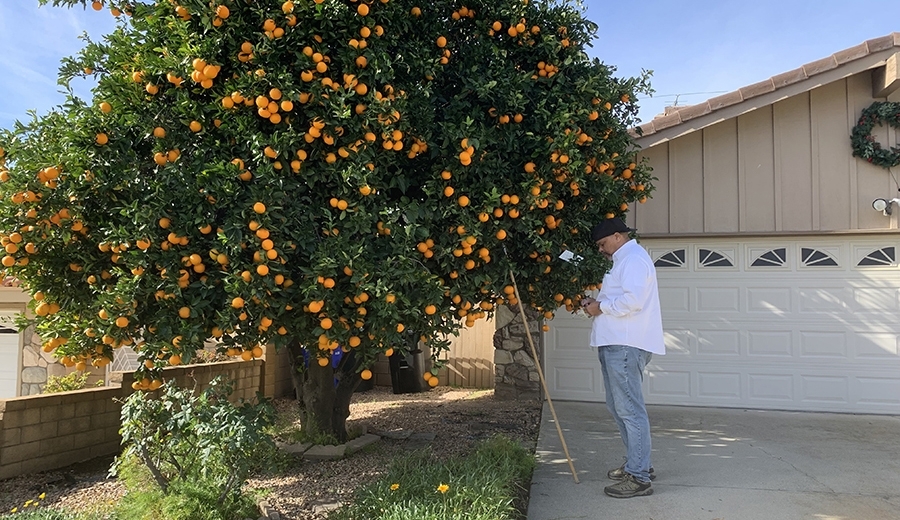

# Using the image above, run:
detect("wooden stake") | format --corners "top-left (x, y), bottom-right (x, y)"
top-left (508, 269), bottom-right (580, 484)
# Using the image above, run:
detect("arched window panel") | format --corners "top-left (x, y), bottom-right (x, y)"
top-left (801, 247), bottom-right (838, 267)
top-left (751, 248), bottom-right (787, 267)
top-left (698, 249), bottom-right (734, 267)
top-left (653, 249), bottom-right (685, 268)
top-left (857, 247), bottom-right (896, 267)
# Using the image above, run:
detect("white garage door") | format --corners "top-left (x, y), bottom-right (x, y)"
top-left (0, 310), bottom-right (21, 399)
top-left (545, 236), bottom-right (900, 415)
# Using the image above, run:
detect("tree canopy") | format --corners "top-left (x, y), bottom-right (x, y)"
top-left (0, 0), bottom-right (652, 391)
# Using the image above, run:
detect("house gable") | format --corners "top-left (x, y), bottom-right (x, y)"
top-left (632, 33), bottom-right (900, 237)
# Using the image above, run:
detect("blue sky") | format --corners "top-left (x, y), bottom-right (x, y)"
top-left (0, 0), bottom-right (898, 130)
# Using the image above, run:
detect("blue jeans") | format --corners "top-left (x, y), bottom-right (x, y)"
top-left (598, 345), bottom-right (653, 483)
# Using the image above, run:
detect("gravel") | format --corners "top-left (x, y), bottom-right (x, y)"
top-left (0, 387), bottom-right (543, 519)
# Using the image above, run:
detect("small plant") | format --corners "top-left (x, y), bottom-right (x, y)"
top-left (331, 435), bottom-right (535, 520)
top-left (43, 372), bottom-right (102, 394)
top-left (112, 376), bottom-right (277, 520)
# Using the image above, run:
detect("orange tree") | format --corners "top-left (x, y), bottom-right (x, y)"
top-left (0, 0), bottom-right (651, 440)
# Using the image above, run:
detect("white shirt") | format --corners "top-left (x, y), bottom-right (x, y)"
top-left (591, 239), bottom-right (666, 355)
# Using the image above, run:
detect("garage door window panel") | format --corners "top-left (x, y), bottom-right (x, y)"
top-left (801, 247), bottom-right (839, 267)
top-left (856, 246), bottom-right (896, 267)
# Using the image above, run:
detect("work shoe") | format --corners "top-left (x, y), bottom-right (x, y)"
top-left (608, 462), bottom-right (656, 481)
top-left (604, 473), bottom-right (653, 498)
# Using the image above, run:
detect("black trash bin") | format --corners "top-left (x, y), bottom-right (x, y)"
top-left (388, 348), bottom-right (426, 394)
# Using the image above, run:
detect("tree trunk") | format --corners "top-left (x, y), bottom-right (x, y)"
top-left (301, 358), bottom-right (336, 439)
top-left (332, 352), bottom-right (362, 442)
top-left (288, 342), bottom-right (363, 443)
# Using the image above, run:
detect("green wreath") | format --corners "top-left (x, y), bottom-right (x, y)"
top-left (851, 101), bottom-right (900, 169)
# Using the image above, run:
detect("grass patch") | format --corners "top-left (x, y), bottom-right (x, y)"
top-left (0, 509), bottom-right (95, 520)
top-left (330, 435), bottom-right (535, 520)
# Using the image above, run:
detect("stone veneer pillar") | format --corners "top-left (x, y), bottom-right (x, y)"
top-left (492, 304), bottom-right (543, 401)
top-left (20, 324), bottom-right (67, 395)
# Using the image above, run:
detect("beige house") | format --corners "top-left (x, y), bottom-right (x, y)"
top-left (545, 33), bottom-right (900, 414)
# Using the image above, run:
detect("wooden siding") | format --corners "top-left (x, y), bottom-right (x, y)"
top-left (636, 70), bottom-right (899, 235)
top-left (438, 318), bottom-right (495, 389)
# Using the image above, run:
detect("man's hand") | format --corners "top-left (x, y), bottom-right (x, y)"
top-left (581, 298), bottom-right (601, 317)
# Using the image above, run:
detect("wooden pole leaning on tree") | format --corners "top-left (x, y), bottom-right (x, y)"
top-left (507, 268), bottom-right (580, 484)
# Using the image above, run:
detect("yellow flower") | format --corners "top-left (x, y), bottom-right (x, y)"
top-left (437, 483), bottom-right (449, 494)
top-left (24, 500), bottom-right (32, 506)
top-left (39, 493), bottom-right (46, 500)
top-left (390, 483), bottom-right (400, 491)
top-left (10, 508), bottom-right (17, 513)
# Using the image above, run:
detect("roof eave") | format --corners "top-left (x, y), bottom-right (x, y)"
top-left (632, 33), bottom-right (900, 149)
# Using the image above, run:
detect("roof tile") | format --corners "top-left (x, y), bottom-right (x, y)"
top-left (739, 78), bottom-right (776, 99)
top-left (707, 91), bottom-right (744, 111)
top-left (628, 122), bottom-right (656, 139)
top-left (866, 33), bottom-right (898, 53)
top-left (834, 42), bottom-right (870, 65)
top-left (649, 112), bottom-right (683, 131)
top-left (771, 67), bottom-right (808, 88)
top-left (802, 56), bottom-right (839, 77)
top-left (673, 102), bottom-right (712, 120)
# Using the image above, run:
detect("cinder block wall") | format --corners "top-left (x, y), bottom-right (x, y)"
top-left (0, 386), bottom-right (127, 480)
top-left (262, 345), bottom-right (296, 399)
top-left (0, 359), bottom-right (263, 480)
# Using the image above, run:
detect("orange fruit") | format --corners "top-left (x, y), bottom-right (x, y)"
top-left (357, 3), bottom-right (369, 16)
top-left (458, 195), bottom-right (469, 207)
top-left (95, 133), bottom-right (109, 145)
top-left (317, 357), bottom-right (330, 367)
top-left (360, 369), bottom-right (373, 380)
top-left (168, 354), bottom-right (182, 366)
top-left (253, 202), bottom-right (266, 214)
top-left (115, 316), bottom-right (129, 328)
top-left (424, 304), bottom-right (437, 315)
top-left (396, 323), bottom-right (405, 333)
top-left (178, 306), bottom-right (191, 319)
top-left (232, 297), bottom-right (245, 308)
top-left (436, 36), bottom-right (447, 48)
top-left (320, 317), bottom-right (333, 330)
top-left (257, 264), bottom-right (270, 276)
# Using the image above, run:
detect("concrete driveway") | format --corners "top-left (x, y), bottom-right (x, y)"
top-left (527, 401), bottom-right (900, 520)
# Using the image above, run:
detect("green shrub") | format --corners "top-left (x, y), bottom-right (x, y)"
top-left (331, 435), bottom-right (536, 520)
top-left (112, 376), bottom-right (276, 520)
top-left (43, 371), bottom-right (102, 393)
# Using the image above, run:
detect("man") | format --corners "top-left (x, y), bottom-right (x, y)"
top-left (581, 217), bottom-right (665, 498)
